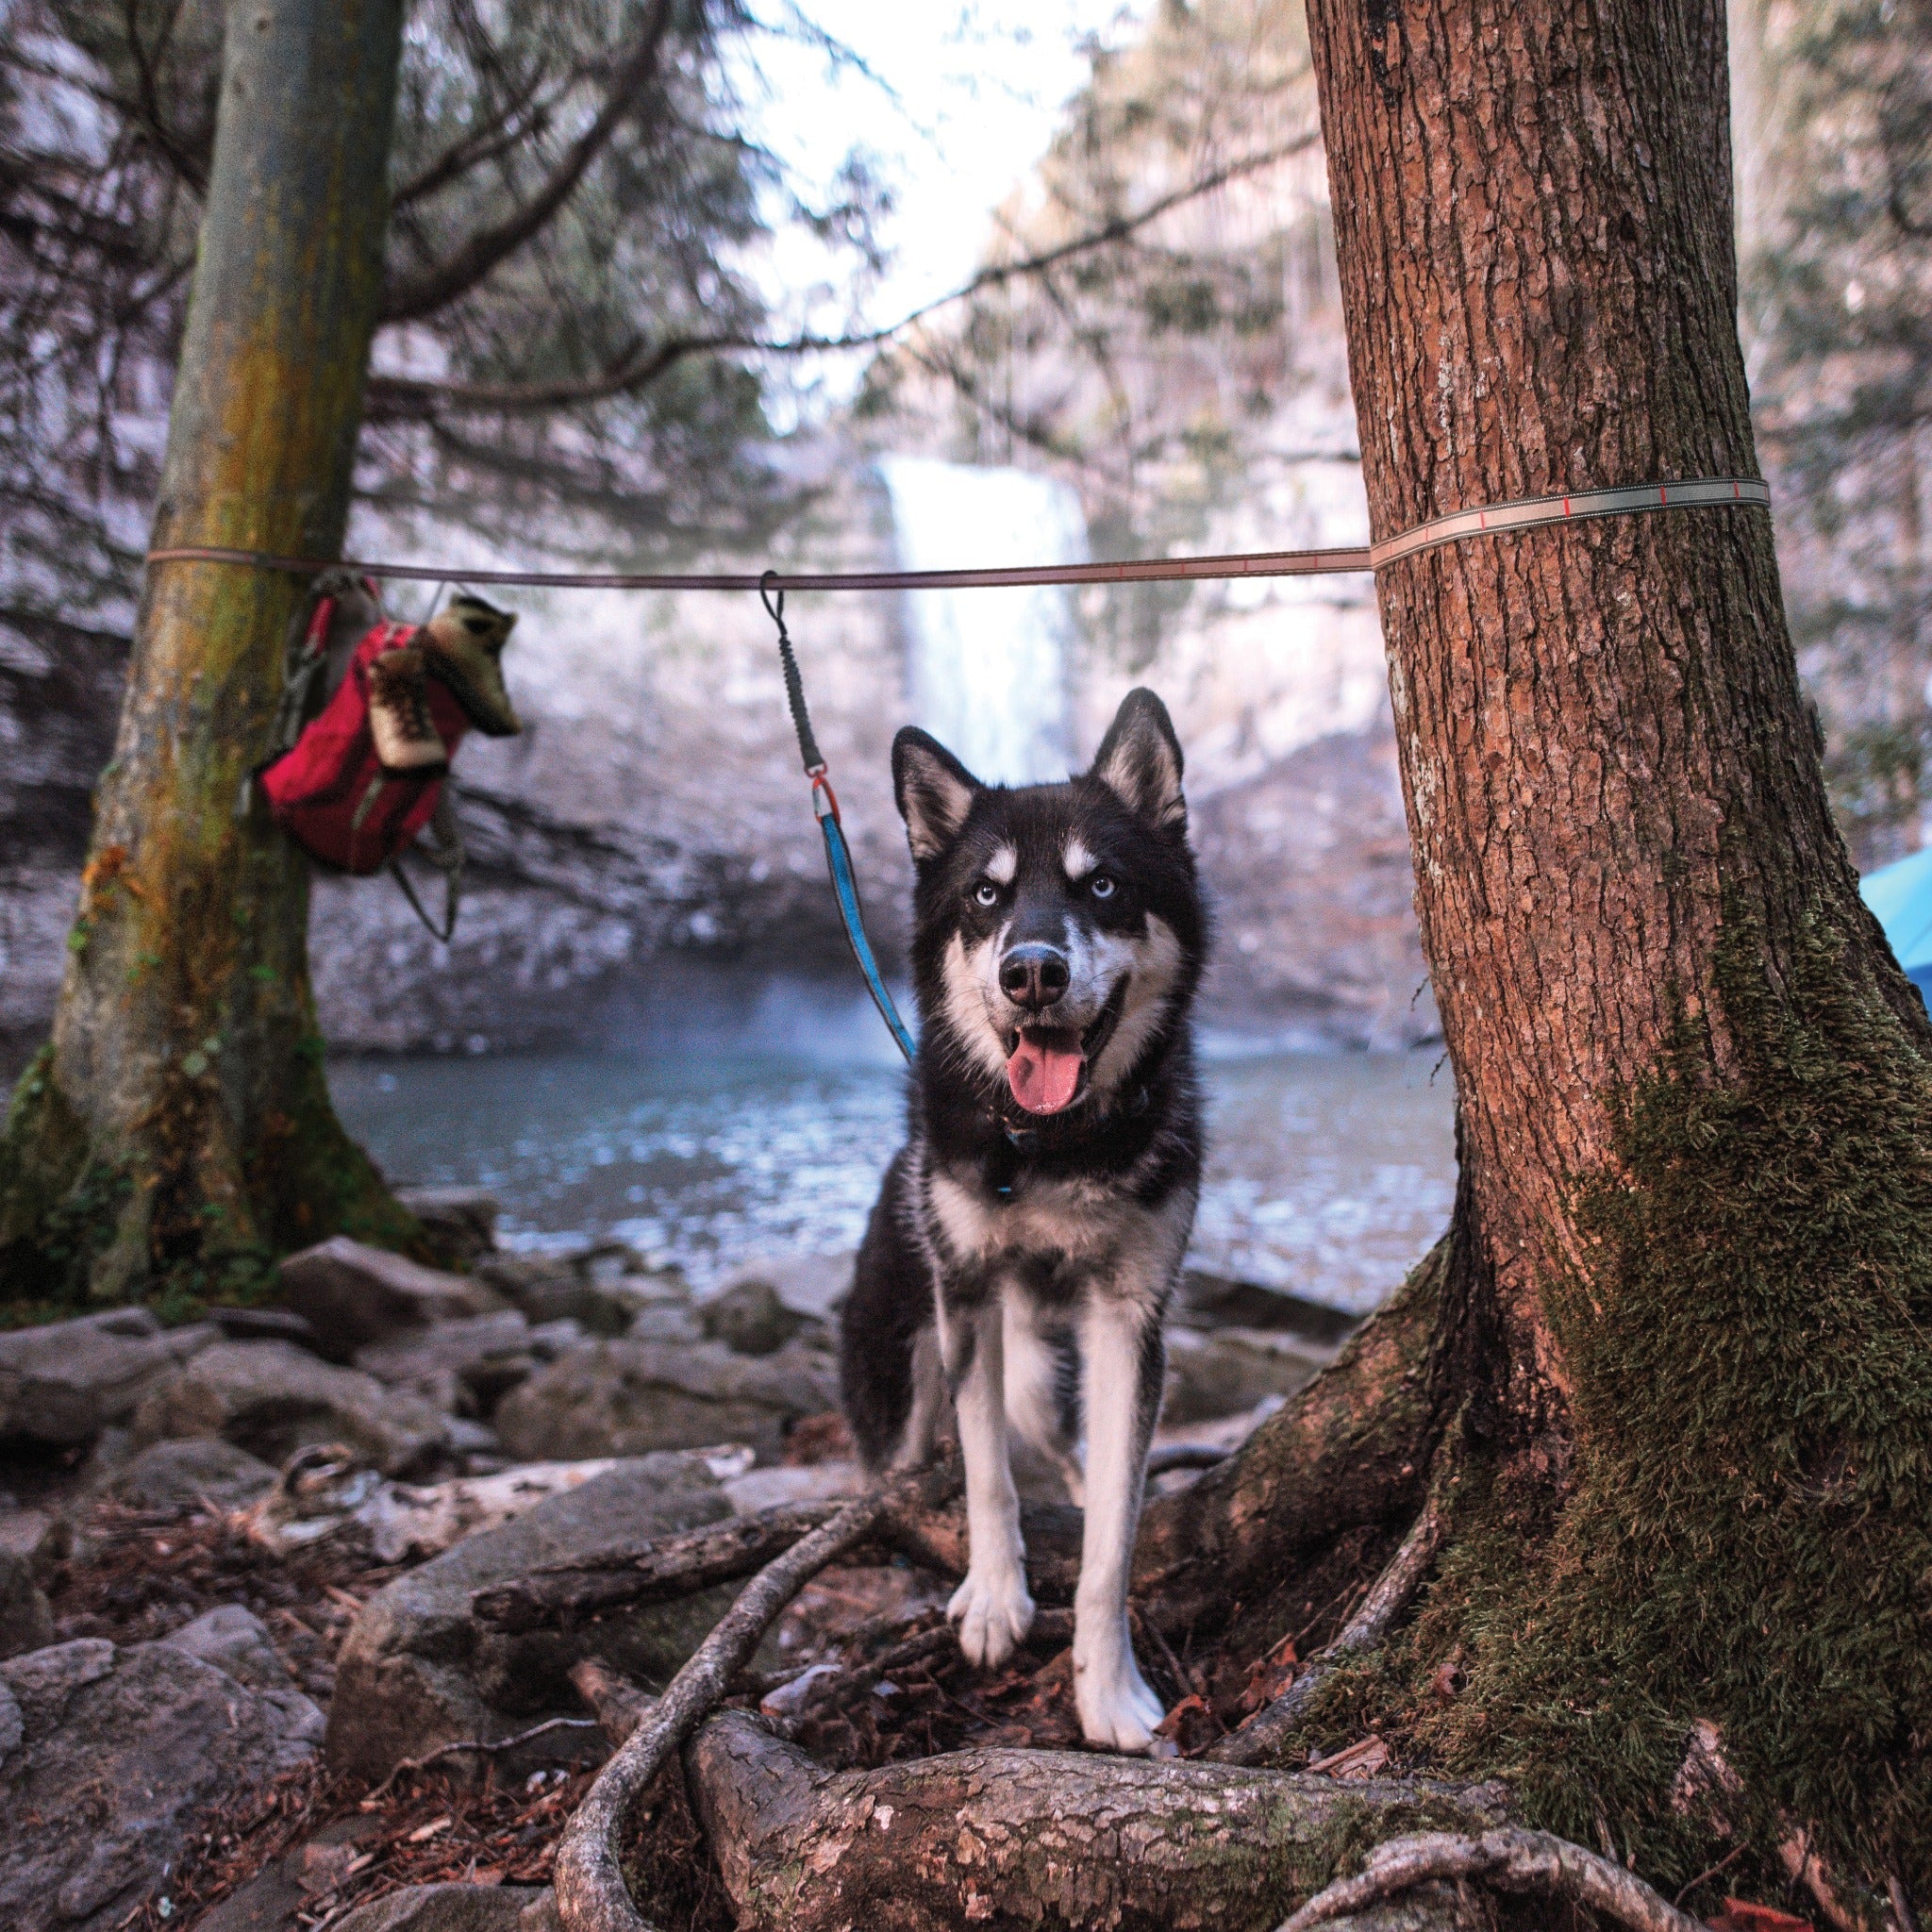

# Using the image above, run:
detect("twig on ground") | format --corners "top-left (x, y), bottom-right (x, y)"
top-left (569, 1657), bottom-right (658, 1746)
top-left (473, 1502), bottom-right (844, 1631)
top-left (553, 1487), bottom-right (892, 1932)
top-left (1209, 1497), bottom-right (1444, 1766)
top-left (1277, 1827), bottom-right (1707, 1932)
top-left (360, 1716), bottom-right (604, 1804)
top-left (1673, 1841), bottom-right (1746, 1906)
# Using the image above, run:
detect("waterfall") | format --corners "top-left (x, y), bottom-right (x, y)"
top-left (878, 458), bottom-right (1086, 786)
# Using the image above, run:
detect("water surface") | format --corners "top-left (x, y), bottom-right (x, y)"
top-left (330, 1013), bottom-right (1456, 1315)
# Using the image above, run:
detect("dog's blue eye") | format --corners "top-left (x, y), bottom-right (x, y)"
top-left (974, 881), bottom-right (1001, 907)
top-left (1090, 874), bottom-right (1116, 900)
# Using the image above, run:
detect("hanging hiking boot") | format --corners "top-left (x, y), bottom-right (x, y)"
top-left (421, 592), bottom-right (522, 737)
top-left (366, 642), bottom-right (450, 776)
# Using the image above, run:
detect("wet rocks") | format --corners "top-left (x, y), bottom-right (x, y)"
top-left (279, 1237), bottom-right (504, 1360)
top-left (0, 1307), bottom-right (218, 1448)
top-left (395, 1187), bottom-right (503, 1268)
top-left (130, 1340), bottom-right (450, 1476)
top-left (354, 1311), bottom-right (541, 1419)
top-left (697, 1276), bottom-right (814, 1357)
top-left (492, 1337), bottom-right (838, 1463)
top-left (475, 1249), bottom-right (682, 1339)
top-left (325, 1453), bottom-right (739, 1783)
top-left (0, 1634), bottom-right (318, 1930)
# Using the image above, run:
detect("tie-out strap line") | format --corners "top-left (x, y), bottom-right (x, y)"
top-left (143, 475), bottom-right (1770, 591)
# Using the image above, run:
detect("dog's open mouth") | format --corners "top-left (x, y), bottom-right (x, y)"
top-left (1006, 1026), bottom-right (1084, 1115)
top-left (1004, 980), bottom-right (1129, 1116)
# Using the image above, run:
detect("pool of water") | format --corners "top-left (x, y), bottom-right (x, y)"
top-left (328, 1005), bottom-right (1457, 1316)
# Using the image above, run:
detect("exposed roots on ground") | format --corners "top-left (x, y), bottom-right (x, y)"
top-left (1211, 1487), bottom-right (1448, 1765)
top-left (683, 1708), bottom-right (1506, 1932)
top-left (1279, 1828), bottom-right (1707, 1932)
top-left (555, 1489), bottom-right (892, 1932)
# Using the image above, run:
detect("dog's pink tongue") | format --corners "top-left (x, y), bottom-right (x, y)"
top-left (1007, 1032), bottom-right (1084, 1115)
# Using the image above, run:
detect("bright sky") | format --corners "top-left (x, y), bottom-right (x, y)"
top-left (745, 1), bottom-right (1147, 341)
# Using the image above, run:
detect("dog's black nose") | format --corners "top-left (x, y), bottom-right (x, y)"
top-left (1000, 943), bottom-right (1070, 1009)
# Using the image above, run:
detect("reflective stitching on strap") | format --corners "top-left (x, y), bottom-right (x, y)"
top-left (1368, 476), bottom-right (1771, 570)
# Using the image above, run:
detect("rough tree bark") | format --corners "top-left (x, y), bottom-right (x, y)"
top-left (684, 1710), bottom-right (1503, 1932)
top-left (0, 0), bottom-right (420, 1311)
top-left (1284, 0), bottom-right (1932, 1911)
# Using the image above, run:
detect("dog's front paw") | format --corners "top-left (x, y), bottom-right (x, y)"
top-left (1074, 1649), bottom-right (1167, 1754)
top-left (948, 1566), bottom-right (1035, 1669)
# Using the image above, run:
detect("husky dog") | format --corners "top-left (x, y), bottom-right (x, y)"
top-left (840, 688), bottom-right (1206, 1752)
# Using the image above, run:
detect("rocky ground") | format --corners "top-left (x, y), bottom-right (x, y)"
top-left (0, 1191), bottom-right (1354, 1932)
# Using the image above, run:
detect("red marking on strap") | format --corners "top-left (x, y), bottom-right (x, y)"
top-left (810, 768), bottom-right (842, 825)
top-left (303, 596), bottom-right (336, 658)
top-left (1659, 485), bottom-right (1669, 505)
top-left (1478, 510), bottom-right (1488, 528)
top-left (1562, 497), bottom-right (1571, 516)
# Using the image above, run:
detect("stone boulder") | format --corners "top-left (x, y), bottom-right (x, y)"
top-left (0, 1635), bottom-right (318, 1929)
top-left (130, 1341), bottom-right (449, 1476)
top-left (0, 1308), bottom-right (218, 1448)
top-left (394, 1187), bottom-right (503, 1267)
top-left (354, 1311), bottom-right (539, 1418)
top-left (474, 1252), bottom-right (678, 1339)
top-left (1162, 1325), bottom-right (1334, 1424)
top-left (336, 1885), bottom-right (548, 1932)
top-left (278, 1237), bottom-right (502, 1360)
top-left (711, 1251), bottom-right (853, 1321)
top-left (326, 1454), bottom-right (736, 1784)
top-left (0, 1509), bottom-right (63, 1659)
top-left (158, 1604), bottom-right (325, 1752)
top-left (492, 1339), bottom-right (838, 1463)
top-left (696, 1277), bottom-right (813, 1357)
top-left (96, 1437), bottom-right (279, 1513)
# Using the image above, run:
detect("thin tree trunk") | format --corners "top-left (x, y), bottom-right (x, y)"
top-left (0, 0), bottom-right (418, 1309)
top-left (1293, 0), bottom-right (1932, 1905)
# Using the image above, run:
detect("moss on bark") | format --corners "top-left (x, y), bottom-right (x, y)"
top-left (1290, 912), bottom-right (1932, 1919)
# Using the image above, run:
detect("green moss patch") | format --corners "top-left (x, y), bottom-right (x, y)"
top-left (1305, 912), bottom-right (1932, 1915)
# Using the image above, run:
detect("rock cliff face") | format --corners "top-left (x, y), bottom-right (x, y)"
top-left (1, 451), bottom-right (1431, 1058)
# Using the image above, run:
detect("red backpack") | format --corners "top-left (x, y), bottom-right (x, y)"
top-left (257, 583), bottom-right (471, 936)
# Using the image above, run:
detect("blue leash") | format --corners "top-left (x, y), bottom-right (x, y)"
top-left (762, 574), bottom-right (918, 1064)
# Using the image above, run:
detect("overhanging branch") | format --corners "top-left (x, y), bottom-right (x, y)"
top-left (366, 127), bottom-right (1322, 419)
top-left (378, 0), bottom-right (675, 325)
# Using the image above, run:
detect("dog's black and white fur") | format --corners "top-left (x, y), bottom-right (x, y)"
top-left (839, 688), bottom-right (1206, 1753)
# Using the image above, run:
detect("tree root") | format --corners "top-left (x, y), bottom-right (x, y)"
top-left (553, 1487), bottom-right (890, 1932)
top-left (1130, 1234), bottom-right (1459, 1632)
top-left (684, 1707), bottom-right (1508, 1932)
top-left (474, 1502), bottom-right (849, 1633)
top-left (1278, 1828), bottom-right (1707, 1932)
top-left (1210, 1492), bottom-right (1446, 1766)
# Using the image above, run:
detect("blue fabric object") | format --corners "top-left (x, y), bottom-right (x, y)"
top-left (820, 810), bottom-right (918, 1063)
top-left (1859, 846), bottom-right (1932, 1009)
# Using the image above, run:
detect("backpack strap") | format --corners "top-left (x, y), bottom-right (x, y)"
top-left (388, 786), bottom-right (464, 942)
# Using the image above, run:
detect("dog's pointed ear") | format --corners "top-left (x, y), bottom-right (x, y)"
top-left (1091, 688), bottom-right (1185, 832)
top-left (892, 727), bottom-right (981, 860)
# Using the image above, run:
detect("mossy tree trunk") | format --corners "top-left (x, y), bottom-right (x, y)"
top-left (1287, 0), bottom-right (1932, 1910)
top-left (0, 0), bottom-right (421, 1316)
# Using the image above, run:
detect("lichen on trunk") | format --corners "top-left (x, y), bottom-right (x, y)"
top-left (0, 0), bottom-right (422, 1320)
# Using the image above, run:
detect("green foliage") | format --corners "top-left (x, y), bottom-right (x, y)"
top-left (1312, 912), bottom-right (1932, 1913)
top-left (0, 0), bottom-right (884, 633)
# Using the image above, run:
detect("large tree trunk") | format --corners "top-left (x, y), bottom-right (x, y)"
top-left (0, 0), bottom-right (419, 1311)
top-left (1291, 0), bottom-right (1932, 1907)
